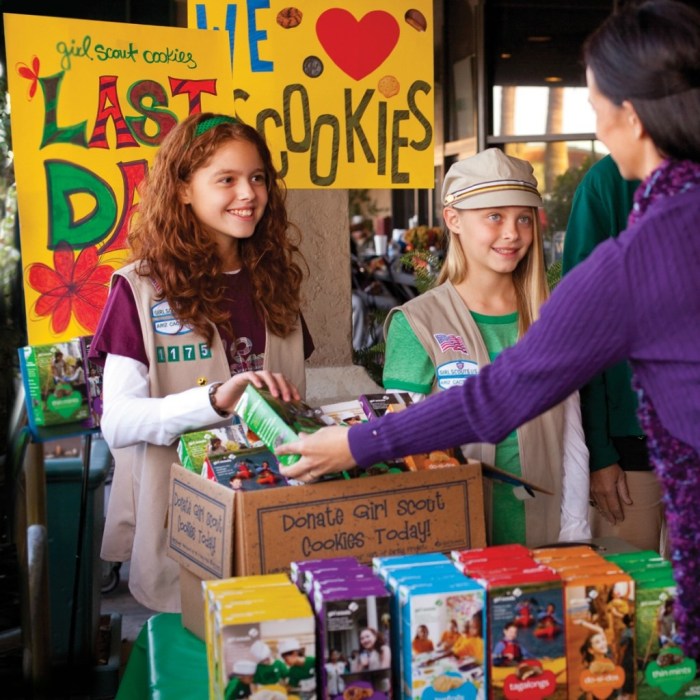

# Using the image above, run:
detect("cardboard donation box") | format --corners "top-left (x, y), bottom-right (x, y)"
top-left (168, 462), bottom-right (486, 638)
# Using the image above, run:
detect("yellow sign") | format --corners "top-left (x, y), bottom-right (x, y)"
top-left (5, 14), bottom-right (234, 344)
top-left (188, 0), bottom-right (434, 188)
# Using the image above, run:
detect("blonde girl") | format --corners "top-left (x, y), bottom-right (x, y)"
top-left (381, 149), bottom-right (589, 547)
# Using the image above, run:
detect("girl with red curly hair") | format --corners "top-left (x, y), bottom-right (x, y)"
top-left (90, 113), bottom-right (313, 611)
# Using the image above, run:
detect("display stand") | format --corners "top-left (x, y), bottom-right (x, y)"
top-left (10, 372), bottom-right (111, 694)
top-left (30, 427), bottom-right (94, 624)
top-left (4, 383), bottom-right (52, 693)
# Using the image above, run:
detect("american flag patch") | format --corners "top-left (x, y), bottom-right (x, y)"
top-left (434, 333), bottom-right (469, 354)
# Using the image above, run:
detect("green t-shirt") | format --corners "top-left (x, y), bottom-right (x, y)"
top-left (287, 657), bottom-right (316, 687)
top-left (384, 309), bottom-right (525, 544)
top-left (254, 659), bottom-right (288, 685)
top-left (225, 678), bottom-right (251, 700)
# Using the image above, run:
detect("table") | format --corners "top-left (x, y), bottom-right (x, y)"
top-left (117, 613), bottom-right (208, 699)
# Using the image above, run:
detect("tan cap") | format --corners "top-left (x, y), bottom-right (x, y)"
top-left (442, 148), bottom-right (542, 209)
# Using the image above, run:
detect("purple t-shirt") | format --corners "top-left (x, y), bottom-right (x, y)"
top-left (90, 267), bottom-right (313, 374)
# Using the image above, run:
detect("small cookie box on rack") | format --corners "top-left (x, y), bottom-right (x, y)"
top-left (18, 337), bottom-right (94, 433)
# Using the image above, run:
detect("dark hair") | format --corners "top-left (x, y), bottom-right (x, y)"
top-left (580, 627), bottom-right (606, 666)
top-left (414, 624), bottom-right (430, 640)
top-left (580, 637), bottom-right (595, 666)
top-left (129, 112), bottom-right (306, 343)
top-left (584, 0), bottom-right (700, 161)
top-left (470, 612), bottom-right (482, 635)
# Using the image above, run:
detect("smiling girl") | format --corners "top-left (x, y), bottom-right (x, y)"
top-left (90, 113), bottom-right (313, 611)
top-left (381, 149), bottom-right (589, 547)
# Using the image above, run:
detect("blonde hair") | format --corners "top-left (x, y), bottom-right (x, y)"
top-left (436, 208), bottom-right (549, 337)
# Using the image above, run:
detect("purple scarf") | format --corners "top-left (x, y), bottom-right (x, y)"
top-left (628, 158), bottom-right (700, 660)
top-left (629, 157), bottom-right (700, 225)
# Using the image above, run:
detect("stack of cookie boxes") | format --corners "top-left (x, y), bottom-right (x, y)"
top-left (452, 544), bottom-right (566, 700)
top-left (374, 552), bottom-right (487, 700)
top-left (203, 573), bottom-right (316, 700)
top-left (294, 556), bottom-right (394, 700)
top-left (603, 550), bottom-right (698, 700)
top-left (531, 546), bottom-right (635, 700)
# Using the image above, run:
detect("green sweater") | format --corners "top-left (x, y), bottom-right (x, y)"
top-left (562, 155), bottom-right (644, 470)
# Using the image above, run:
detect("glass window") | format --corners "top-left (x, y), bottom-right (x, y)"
top-left (492, 86), bottom-right (596, 137)
top-left (481, 1), bottom-right (617, 257)
top-left (500, 140), bottom-right (610, 264)
top-left (444, 1), bottom-right (477, 144)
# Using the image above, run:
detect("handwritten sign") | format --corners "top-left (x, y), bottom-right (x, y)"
top-left (237, 464), bottom-right (485, 575)
top-left (169, 465), bottom-right (235, 579)
top-left (5, 14), bottom-right (234, 344)
top-left (168, 462), bottom-right (485, 579)
top-left (6, 5), bottom-right (434, 343)
top-left (189, 0), bottom-right (435, 188)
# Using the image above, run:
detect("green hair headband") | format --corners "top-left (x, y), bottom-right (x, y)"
top-left (194, 115), bottom-right (238, 138)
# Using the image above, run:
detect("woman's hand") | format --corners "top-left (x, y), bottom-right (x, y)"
top-left (276, 426), bottom-right (355, 482)
top-left (589, 463), bottom-right (632, 525)
top-left (212, 371), bottom-right (300, 415)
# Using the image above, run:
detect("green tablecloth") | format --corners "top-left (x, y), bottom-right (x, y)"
top-left (116, 613), bottom-right (208, 699)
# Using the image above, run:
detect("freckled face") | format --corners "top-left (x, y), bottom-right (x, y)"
top-left (180, 139), bottom-right (268, 266)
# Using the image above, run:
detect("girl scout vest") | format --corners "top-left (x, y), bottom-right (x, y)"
top-left (101, 262), bottom-right (305, 611)
top-left (385, 281), bottom-right (565, 547)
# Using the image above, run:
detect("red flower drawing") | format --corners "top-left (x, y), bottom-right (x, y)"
top-left (16, 55), bottom-right (40, 100)
top-left (28, 243), bottom-right (114, 334)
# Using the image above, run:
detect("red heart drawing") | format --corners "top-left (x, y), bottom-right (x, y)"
top-left (316, 9), bottom-right (400, 81)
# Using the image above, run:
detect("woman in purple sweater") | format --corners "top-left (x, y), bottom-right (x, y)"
top-left (279, 0), bottom-right (700, 656)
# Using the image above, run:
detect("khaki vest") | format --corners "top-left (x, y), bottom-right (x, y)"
top-left (386, 282), bottom-right (565, 547)
top-left (102, 262), bottom-right (305, 610)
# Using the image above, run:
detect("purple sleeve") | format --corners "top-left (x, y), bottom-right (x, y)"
top-left (88, 275), bottom-right (149, 367)
top-left (348, 239), bottom-right (633, 467)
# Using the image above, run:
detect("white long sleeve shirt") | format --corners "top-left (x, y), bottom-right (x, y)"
top-left (100, 353), bottom-right (224, 449)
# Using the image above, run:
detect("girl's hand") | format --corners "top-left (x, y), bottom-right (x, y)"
top-left (276, 426), bottom-right (354, 481)
top-left (212, 371), bottom-right (300, 415)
